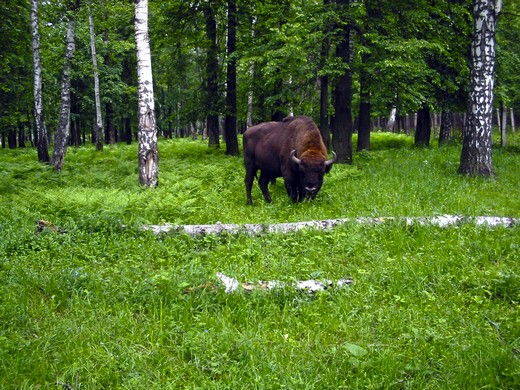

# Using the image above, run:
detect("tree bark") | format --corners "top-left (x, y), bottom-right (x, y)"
top-left (415, 105), bottom-right (431, 146)
top-left (8, 128), bottom-right (17, 149)
top-left (105, 102), bottom-right (115, 144)
top-left (125, 116), bottom-right (132, 144)
top-left (459, 0), bottom-right (497, 176)
top-left (18, 123), bottom-right (26, 148)
top-left (319, 0), bottom-right (331, 150)
top-left (439, 109), bottom-right (453, 145)
top-left (331, 0), bottom-right (353, 163)
top-left (500, 102), bottom-right (507, 147)
top-left (357, 59), bottom-right (370, 151)
top-left (246, 16), bottom-right (256, 128)
top-left (224, 0), bottom-right (239, 156)
top-left (143, 215), bottom-right (520, 236)
top-left (386, 107), bottom-right (396, 131)
top-left (135, 0), bottom-right (159, 186)
top-left (89, 13), bottom-right (103, 151)
top-left (511, 108), bottom-right (515, 132)
top-left (31, 0), bottom-right (49, 163)
top-left (51, 16), bottom-right (76, 171)
top-left (204, 1), bottom-right (220, 148)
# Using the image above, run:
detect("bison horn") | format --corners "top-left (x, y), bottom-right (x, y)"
top-left (290, 150), bottom-right (301, 165)
top-left (325, 151), bottom-right (337, 167)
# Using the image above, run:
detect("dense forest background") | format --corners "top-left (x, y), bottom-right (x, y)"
top-left (0, 0), bottom-right (518, 154)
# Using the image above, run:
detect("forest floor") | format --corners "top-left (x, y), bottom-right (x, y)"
top-left (1, 132), bottom-right (519, 388)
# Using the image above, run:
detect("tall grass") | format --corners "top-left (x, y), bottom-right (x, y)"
top-left (0, 132), bottom-right (519, 388)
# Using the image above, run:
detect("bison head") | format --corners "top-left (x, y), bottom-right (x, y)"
top-left (290, 150), bottom-right (336, 199)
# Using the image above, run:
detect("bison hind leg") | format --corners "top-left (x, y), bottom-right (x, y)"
top-left (245, 163), bottom-right (257, 205)
top-left (258, 172), bottom-right (272, 203)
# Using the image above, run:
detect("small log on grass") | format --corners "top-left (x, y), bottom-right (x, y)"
top-left (216, 272), bottom-right (353, 293)
top-left (143, 215), bottom-right (519, 236)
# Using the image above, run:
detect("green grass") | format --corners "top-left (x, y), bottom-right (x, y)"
top-left (0, 132), bottom-right (519, 388)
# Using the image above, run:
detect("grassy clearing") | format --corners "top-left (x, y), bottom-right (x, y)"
top-left (0, 132), bottom-right (519, 388)
top-left (1, 132), bottom-right (519, 228)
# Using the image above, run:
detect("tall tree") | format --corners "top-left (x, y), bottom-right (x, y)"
top-left (89, 13), bottom-right (103, 151)
top-left (224, 0), bottom-right (239, 155)
top-left (357, 54), bottom-right (371, 151)
top-left (135, 0), bottom-right (158, 186)
top-left (415, 104), bottom-right (431, 146)
top-left (439, 109), bottom-right (453, 145)
top-left (319, 0), bottom-right (331, 150)
top-left (459, 0), bottom-right (500, 176)
top-left (51, 4), bottom-right (77, 171)
top-left (203, 0), bottom-right (220, 148)
top-left (31, 0), bottom-right (49, 163)
top-left (331, 0), bottom-right (353, 163)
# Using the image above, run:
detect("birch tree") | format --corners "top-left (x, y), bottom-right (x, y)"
top-left (89, 13), bottom-right (103, 151)
top-left (459, 0), bottom-right (501, 176)
top-left (31, 0), bottom-right (49, 163)
top-left (135, 0), bottom-right (158, 187)
top-left (51, 9), bottom-right (77, 171)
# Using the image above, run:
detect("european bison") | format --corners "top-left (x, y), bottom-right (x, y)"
top-left (243, 115), bottom-right (336, 204)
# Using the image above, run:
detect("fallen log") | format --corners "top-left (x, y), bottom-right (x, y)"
top-left (216, 272), bottom-right (353, 293)
top-left (143, 215), bottom-right (519, 236)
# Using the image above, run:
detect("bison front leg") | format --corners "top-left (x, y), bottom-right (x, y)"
top-left (284, 179), bottom-right (299, 203)
top-left (258, 172), bottom-right (272, 203)
top-left (244, 162), bottom-right (257, 205)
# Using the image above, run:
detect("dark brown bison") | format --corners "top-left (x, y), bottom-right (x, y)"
top-left (243, 115), bottom-right (336, 204)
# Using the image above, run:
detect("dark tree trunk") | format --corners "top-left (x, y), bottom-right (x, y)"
top-left (459, 0), bottom-right (498, 176)
top-left (319, 0), bottom-right (331, 150)
top-left (415, 105), bottom-right (431, 146)
top-left (224, 0), bottom-right (239, 155)
top-left (271, 106), bottom-right (285, 121)
top-left (357, 60), bottom-right (371, 151)
top-left (125, 116), bottom-right (132, 144)
top-left (331, 0), bottom-right (353, 163)
top-left (105, 102), bottom-right (115, 145)
top-left (18, 123), bottom-right (26, 148)
top-left (1, 133), bottom-right (5, 148)
top-left (204, 1), bottom-right (220, 148)
top-left (439, 109), bottom-right (453, 145)
top-left (8, 128), bottom-right (17, 149)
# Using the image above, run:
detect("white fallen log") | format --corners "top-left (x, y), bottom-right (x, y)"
top-left (216, 272), bottom-right (353, 293)
top-left (143, 215), bottom-right (519, 236)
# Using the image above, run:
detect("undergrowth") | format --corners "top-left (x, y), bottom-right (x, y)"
top-left (0, 132), bottom-right (519, 388)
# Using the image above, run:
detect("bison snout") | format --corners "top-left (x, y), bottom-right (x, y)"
top-left (304, 186), bottom-right (317, 192)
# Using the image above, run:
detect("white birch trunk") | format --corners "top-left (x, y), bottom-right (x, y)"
top-left (386, 107), bottom-right (396, 131)
top-left (510, 108), bottom-right (515, 132)
top-left (31, 0), bottom-right (49, 163)
top-left (143, 215), bottom-right (519, 236)
top-left (246, 63), bottom-right (254, 128)
top-left (246, 16), bottom-right (256, 128)
top-left (51, 16), bottom-right (76, 171)
top-left (459, 0), bottom-right (497, 176)
top-left (89, 13), bottom-right (103, 151)
top-left (135, 0), bottom-right (158, 187)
